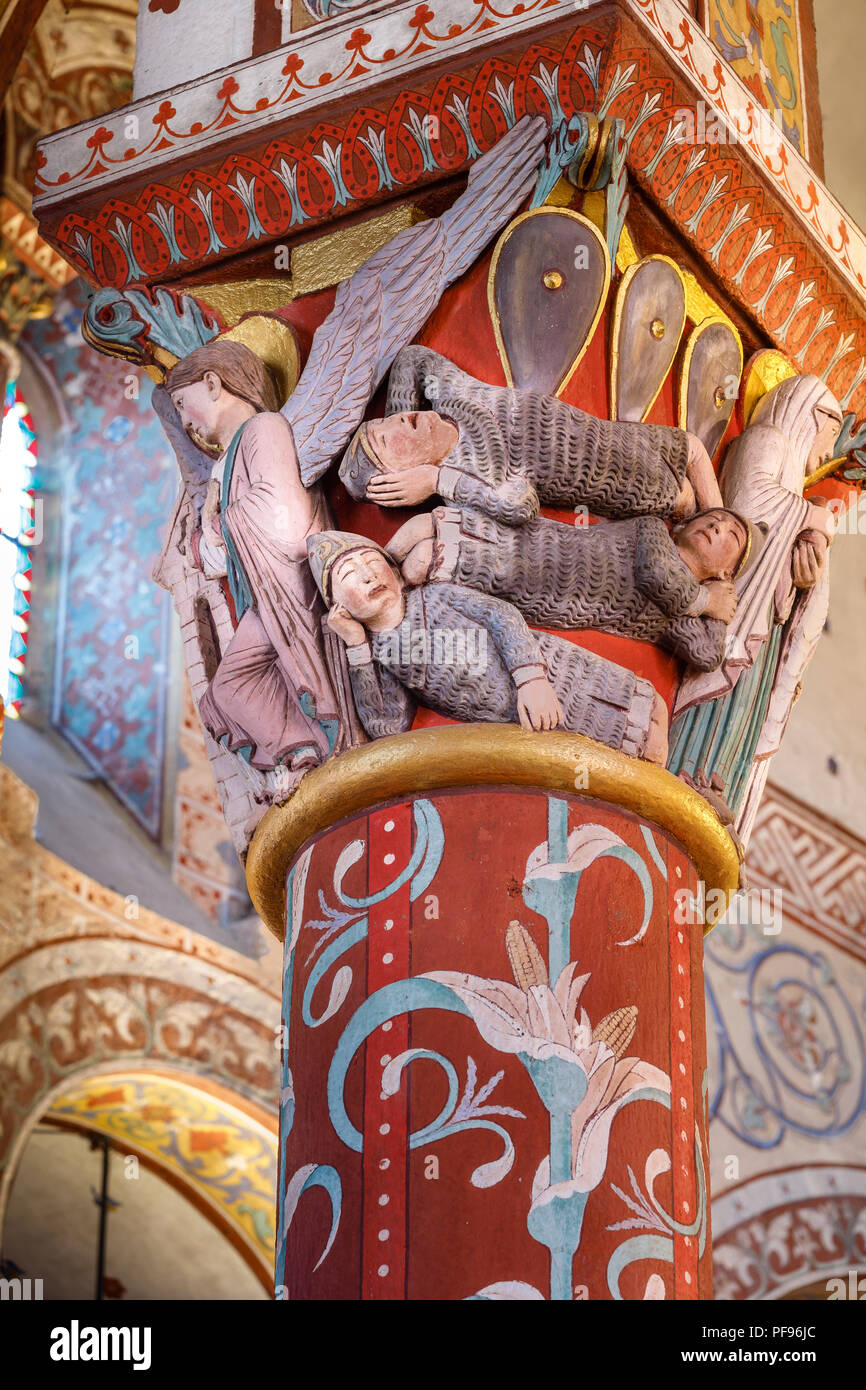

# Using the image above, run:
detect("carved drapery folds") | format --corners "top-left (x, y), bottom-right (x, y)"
top-left (74, 108), bottom-right (863, 868)
top-left (25, 0), bottom-right (866, 1305)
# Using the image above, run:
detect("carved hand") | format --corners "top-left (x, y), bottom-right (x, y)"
top-left (366, 465), bottom-right (440, 508)
top-left (791, 532), bottom-right (828, 589)
top-left (517, 678), bottom-right (563, 733)
top-left (805, 502), bottom-right (837, 543)
top-left (703, 579), bottom-right (738, 623)
top-left (327, 603), bottom-right (367, 647)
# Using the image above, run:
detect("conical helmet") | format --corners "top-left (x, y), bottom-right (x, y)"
top-left (306, 530), bottom-right (391, 603)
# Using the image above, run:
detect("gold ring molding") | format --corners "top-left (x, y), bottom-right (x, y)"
top-left (246, 726), bottom-right (740, 942)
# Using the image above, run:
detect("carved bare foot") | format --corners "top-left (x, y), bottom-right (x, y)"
top-left (643, 692), bottom-right (669, 765)
top-left (290, 750), bottom-right (321, 772)
top-left (679, 769), bottom-right (742, 861)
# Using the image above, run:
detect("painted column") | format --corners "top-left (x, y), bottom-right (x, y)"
top-left (249, 726), bottom-right (738, 1301)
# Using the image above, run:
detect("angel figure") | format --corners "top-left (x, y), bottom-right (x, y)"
top-left (152, 116), bottom-right (551, 782)
top-left (667, 374), bottom-right (842, 845)
top-left (337, 344), bottom-right (723, 522)
top-left (308, 531), bottom-right (670, 765)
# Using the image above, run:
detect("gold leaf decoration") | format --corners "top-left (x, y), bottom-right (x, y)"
top-left (187, 277), bottom-right (295, 326)
top-left (220, 314), bottom-right (300, 408)
top-left (742, 347), bottom-right (797, 425)
top-left (292, 204), bottom-right (428, 297)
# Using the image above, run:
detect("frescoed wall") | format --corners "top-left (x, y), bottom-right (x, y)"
top-left (19, 280), bottom-right (176, 838)
top-left (0, 384), bottom-right (38, 716)
top-left (706, 784), bottom-right (866, 1297)
top-left (704, 0), bottom-right (809, 155)
top-left (3, 1124), bottom-right (269, 1301)
top-left (0, 752), bottom-right (282, 1231)
top-left (47, 1073), bottom-right (277, 1282)
top-left (706, 916), bottom-right (865, 1177)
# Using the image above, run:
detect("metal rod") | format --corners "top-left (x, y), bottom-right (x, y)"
top-left (95, 1138), bottom-right (109, 1302)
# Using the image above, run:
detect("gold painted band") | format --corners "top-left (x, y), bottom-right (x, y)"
top-left (574, 113), bottom-right (600, 186)
top-left (804, 455), bottom-right (848, 489)
top-left (246, 726), bottom-right (740, 942)
top-left (586, 118), bottom-right (612, 189)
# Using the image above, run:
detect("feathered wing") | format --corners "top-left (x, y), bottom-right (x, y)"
top-left (285, 115), bottom-right (549, 485)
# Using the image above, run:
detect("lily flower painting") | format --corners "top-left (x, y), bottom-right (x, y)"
top-left (428, 921), bottom-right (671, 1299)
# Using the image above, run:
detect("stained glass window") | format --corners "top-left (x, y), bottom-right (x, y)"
top-left (0, 382), bottom-right (38, 717)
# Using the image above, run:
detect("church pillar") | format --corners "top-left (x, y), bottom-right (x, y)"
top-left (27, 0), bottom-right (866, 1306)
top-left (248, 726), bottom-right (738, 1300)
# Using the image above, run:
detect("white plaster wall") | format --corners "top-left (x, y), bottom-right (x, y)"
top-left (765, 1), bottom-right (866, 828)
top-left (133, 0), bottom-right (257, 101)
top-left (770, 524), bottom-right (866, 828)
top-left (3, 1129), bottom-right (266, 1300)
top-left (813, 0), bottom-right (866, 231)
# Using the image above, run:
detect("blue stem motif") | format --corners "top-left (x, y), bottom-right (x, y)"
top-left (523, 797), bottom-right (654, 976)
top-left (522, 1047), bottom-right (590, 1301)
top-left (276, 1162), bottom-right (342, 1289)
top-left (516, 802), bottom-right (658, 1297)
top-left (327, 978), bottom-right (525, 1190)
top-left (298, 800), bottom-right (443, 1027)
top-left (541, 797), bottom-right (569, 982)
top-left (328, 977), bottom-right (472, 1151)
top-left (605, 1092), bottom-right (709, 1298)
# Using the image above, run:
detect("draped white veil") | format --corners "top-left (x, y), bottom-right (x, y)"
top-left (674, 373), bottom-right (841, 842)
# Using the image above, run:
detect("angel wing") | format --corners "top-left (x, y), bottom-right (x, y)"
top-left (284, 115), bottom-right (549, 485)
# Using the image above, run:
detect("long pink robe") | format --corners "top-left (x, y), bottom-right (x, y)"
top-left (198, 412), bottom-right (362, 768)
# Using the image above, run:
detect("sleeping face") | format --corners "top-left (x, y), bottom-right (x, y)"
top-left (330, 548), bottom-right (403, 624)
top-left (365, 411), bottom-right (458, 472)
top-left (675, 509), bottom-right (748, 581)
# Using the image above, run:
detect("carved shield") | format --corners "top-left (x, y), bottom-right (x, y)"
top-left (488, 208), bottom-right (610, 396)
top-left (611, 255), bottom-right (686, 422)
top-left (679, 317), bottom-right (744, 459)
